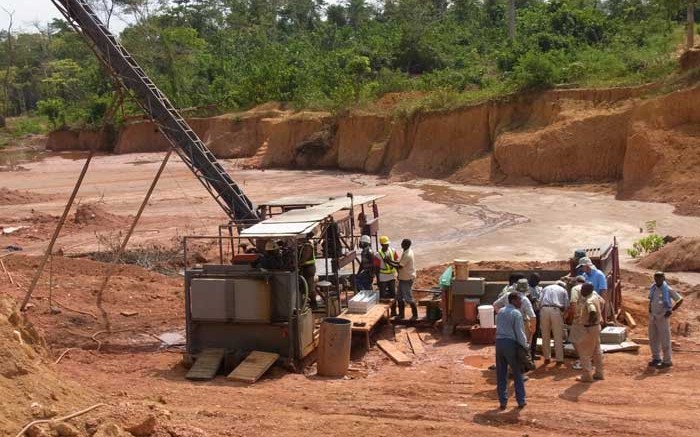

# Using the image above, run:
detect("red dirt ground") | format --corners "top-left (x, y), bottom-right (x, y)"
top-left (0, 187), bottom-right (54, 206)
top-left (639, 237), bottom-right (700, 272)
top-left (2, 253), bottom-right (700, 437)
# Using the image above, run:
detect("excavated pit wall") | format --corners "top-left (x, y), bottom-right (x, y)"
top-left (47, 84), bottom-right (699, 206)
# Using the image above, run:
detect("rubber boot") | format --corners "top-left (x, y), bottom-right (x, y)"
top-left (398, 302), bottom-right (405, 319)
top-left (410, 303), bottom-right (418, 320)
top-left (390, 302), bottom-right (397, 317)
top-left (576, 371), bottom-right (594, 383)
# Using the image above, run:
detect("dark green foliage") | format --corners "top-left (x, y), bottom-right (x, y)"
top-left (0, 0), bottom-right (689, 122)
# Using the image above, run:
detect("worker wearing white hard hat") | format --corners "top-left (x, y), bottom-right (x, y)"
top-left (355, 235), bottom-right (375, 292)
top-left (257, 239), bottom-right (283, 270)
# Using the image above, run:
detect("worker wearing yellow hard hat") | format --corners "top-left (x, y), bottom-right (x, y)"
top-left (376, 236), bottom-right (398, 317)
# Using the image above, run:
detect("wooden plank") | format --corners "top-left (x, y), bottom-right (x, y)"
top-left (624, 311), bottom-right (637, 329)
top-left (407, 330), bottom-right (425, 355)
top-left (340, 304), bottom-right (389, 333)
top-left (227, 351), bottom-right (279, 384)
top-left (376, 339), bottom-right (412, 365)
top-left (394, 325), bottom-right (406, 340)
top-left (186, 348), bottom-right (225, 381)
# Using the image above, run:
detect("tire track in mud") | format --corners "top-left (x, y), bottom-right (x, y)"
top-left (408, 183), bottom-right (530, 237)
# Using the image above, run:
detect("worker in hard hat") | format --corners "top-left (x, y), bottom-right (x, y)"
top-left (376, 235), bottom-right (399, 317)
top-left (299, 233), bottom-right (317, 310)
top-left (256, 240), bottom-right (284, 270)
top-left (355, 235), bottom-right (375, 292)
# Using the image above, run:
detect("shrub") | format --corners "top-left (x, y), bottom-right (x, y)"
top-left (36, 99), bottom-right (66, 129)
top-left (627, 234), bottom-right (665, 258)
top-left (513, 51), bottom-right (560, 90)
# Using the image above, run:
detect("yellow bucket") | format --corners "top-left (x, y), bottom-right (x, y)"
top-left (454, 259), bottom-right (469, 281)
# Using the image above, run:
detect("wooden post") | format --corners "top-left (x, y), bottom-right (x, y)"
top-left (688, 2), bottom-right (696, 50)
top-left (95, 150), bottom-right (172, 330)
top-left (19, 151), bottom-right (94, 311)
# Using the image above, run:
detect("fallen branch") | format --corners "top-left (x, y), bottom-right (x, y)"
top-left (1, 258), bottom-right (14, 284)
top-left (54, 348), bottom-right (77, 364)
top-left (15, 403), bottom-right (107, 437)
top-left (91, 328), bottom-right (162, 352)
top-left (53, 299), bottom-right (98, 320)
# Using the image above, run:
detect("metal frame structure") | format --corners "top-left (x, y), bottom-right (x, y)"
top-left (183, 235), bottom-right (313, 369)
top-left (182, 195), bottom-right (383, 370)
top-left (226, 194), bottom-right (384, 311)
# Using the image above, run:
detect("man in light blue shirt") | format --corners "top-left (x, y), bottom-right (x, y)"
top-left (495, 292), bottom-right (528, 410)
top-left (577, 257), bottom-right (607, 296)
top-left (577, 257), bottom-right (609, 321)
top-left (648, 272), bottom-right (674, 368)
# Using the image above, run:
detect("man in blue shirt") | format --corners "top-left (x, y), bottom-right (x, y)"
top-left (648, 272), bottom-right (674, 368)
top-left (577, 257), bottom-right (607, 295)
top-left (577, 257), bottom-right (609, 321)
top-left (495, 292), bottom-right (529, 410)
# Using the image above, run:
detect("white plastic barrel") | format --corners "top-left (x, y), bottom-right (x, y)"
top-left (478, 305), bottom-right (495, 328)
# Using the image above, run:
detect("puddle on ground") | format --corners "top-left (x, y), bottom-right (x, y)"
top-left (462, 354), bottom-right (493, 369)
top-left (408, 183), bottom-right (530, 237)
top-left (126, 159), bottom-right (159, 166)
top-left (0, 148), bottom-right (94, 171)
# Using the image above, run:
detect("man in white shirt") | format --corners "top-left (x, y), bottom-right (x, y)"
top-left (394, 239), bottom-right (417, 320)
top-left (539, 280), bottom-right (570, 364)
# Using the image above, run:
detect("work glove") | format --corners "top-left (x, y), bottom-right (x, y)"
top-left (664, 310), bottom-right (672, 318)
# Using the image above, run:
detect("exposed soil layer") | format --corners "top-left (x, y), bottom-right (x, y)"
top-left (2, 255), bottom-right (700, 437)
top-left (0, 293), bottom-right (94, 437)
top-left (46, 84), bottom-right (700, 216)
top-left (639, 237), bottom-right (700, 272)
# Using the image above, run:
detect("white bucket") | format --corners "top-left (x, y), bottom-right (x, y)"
top-left (478, 305), bottom-right (495, 328)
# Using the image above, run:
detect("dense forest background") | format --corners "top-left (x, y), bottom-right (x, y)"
top-left (0, 0), bottom-right (695, 133)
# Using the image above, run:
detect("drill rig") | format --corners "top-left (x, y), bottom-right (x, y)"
top-left (51, 1), bottom-right (383, 374)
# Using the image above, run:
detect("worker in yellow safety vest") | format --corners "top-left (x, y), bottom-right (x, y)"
top-left (299, 233), bottom-right (317, 310)
top-left (375, 235), bottom-right (398, 317)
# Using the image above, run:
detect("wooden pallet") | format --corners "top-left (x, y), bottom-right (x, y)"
top-left (227, 351), bottom-right (279, 384)
top-left (377, 339), bottom-right (412, 365)
top-left (185, 348), bottom-right (225, 381)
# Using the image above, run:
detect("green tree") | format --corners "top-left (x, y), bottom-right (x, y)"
top-left (347, 55), bottom-right (371, 101)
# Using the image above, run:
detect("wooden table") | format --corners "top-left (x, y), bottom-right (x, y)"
top-left (339, 303), bottom-right (390, 349)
